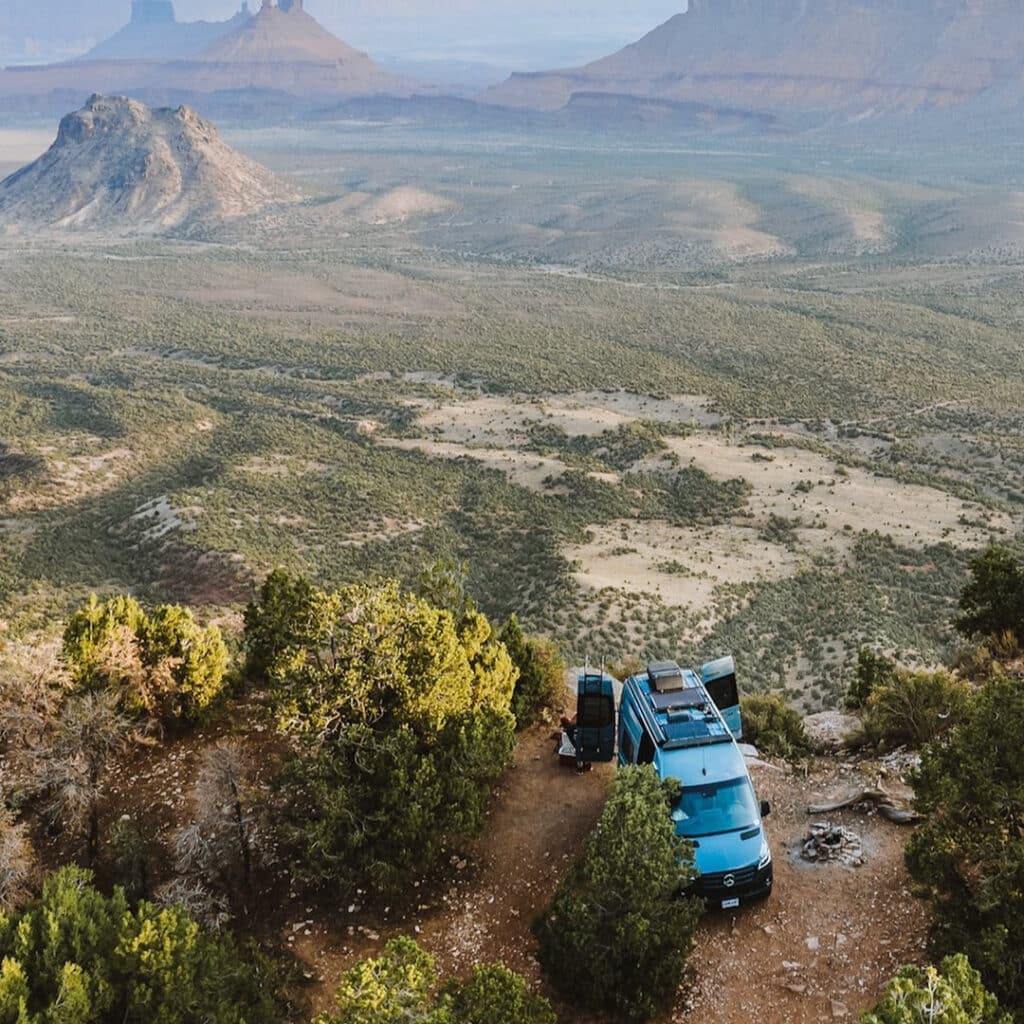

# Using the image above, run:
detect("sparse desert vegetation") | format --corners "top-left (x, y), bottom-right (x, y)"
top-left (1, 119), bottom-right (1023, 1024)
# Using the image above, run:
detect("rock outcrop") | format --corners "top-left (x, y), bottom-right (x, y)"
top-left (83, 1), bottom-right (251, 62)
top-left (483, 0), bottom-right (1024, 121)
top-left (185, 2), bottom-right (405, 93)
top-left (0, 1), bottom-right (409, 112)
top-left (0, 94), bottom-right (296, 233)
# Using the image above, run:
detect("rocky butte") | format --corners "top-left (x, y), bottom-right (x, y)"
top-left (0, 1), bottom-right (409, 113)
top-left (0, 94), bottom-right (297, 233)
top-left (82, 0), bottom-right (252, 62)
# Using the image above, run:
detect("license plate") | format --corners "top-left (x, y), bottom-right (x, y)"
top-left (721, 898), bottom-right (740, 910)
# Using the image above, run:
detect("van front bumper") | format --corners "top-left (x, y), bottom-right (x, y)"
top-left (691, 862), bottom-right (773, 908)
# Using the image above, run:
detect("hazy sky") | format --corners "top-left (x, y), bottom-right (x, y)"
top-left (0, 0), bottom-right (687, 68)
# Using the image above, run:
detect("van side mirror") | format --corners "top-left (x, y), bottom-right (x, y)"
top-left (760, 800), bottom-right (771, 818)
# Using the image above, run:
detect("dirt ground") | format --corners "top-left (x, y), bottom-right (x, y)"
top-left (34, 697), bottom-right (927, 1024)
top-left (283, 724), bottom-right (927, 1023)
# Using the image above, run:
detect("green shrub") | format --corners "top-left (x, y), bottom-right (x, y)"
top-left (260, 575), bottom-right (518, 899)
top-left (534, 765), bottom-right (702, 1023)
top-left (847, 648), bottom-right (898, 709)
top-left (110, 818), bottom-right (150, 904)
top-left (317, 937), bottom-right (554, 1024)
top-left (741, 693), bottom-right (811, 760)
top-left (63, 595), bottom-right (228, 723)
top-left (499, 615), bottom-right (565, 727)
top-left (316, 937), bottom-right (435, 1024)
top-left (956, 546), bottom-right (1024, 641)
top-left (0, 866), bottom-right (278, 1024)
top-left (243, 568), bottom-right (339, 683)
top-left (263, 577), bottom-right (517, 741)
top-left (906, 675), bottom-right (1024, 1015)
top-left (445, 963), bottom-right (557, 1024)
top-left (862, 668), bottom-right (972, 750)
top-left (282, 710), bottom-right (514, 899)
top-left (860, 955), bottom-right (1011, 1024)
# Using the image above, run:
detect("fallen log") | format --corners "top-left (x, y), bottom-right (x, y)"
top-left (807, 785), bottom-right (920, 825)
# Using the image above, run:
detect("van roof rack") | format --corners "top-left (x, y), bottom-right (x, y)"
top-left (625, 668), bottom-right (732, 751)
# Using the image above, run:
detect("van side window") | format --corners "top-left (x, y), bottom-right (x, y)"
top-left (705, 673), bottom-right (739, 712)
top-left (621, 727), bottom-right (636, 763)
top-left (638, 729), bottom-right (656, 765)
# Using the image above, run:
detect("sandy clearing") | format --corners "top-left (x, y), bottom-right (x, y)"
top-left (665, 179), bottom-right (789, 259)
top-left (410, 396), bottom-right (548, 446)
top-left (547, 391), bottom-right (725, 428)
top-left (654, 433), bottom-right (1008, 554)
top-left (568, 520), bottom-right (803, 615)
top-left (783, 174), bottom-right (895, 249)
top-left (380, 437), bottom-right (572, 492)
top-left (356, 186), bottom-right (456, 225)
top-left (410, 391), bottom-right (723, 447)
top-left (379, 393), bottom-right (1013, 648)
top-left (393, 392), bottom-right (1008, 557)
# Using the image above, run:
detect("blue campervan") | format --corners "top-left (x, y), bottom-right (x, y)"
top-left (578, 657), bottom-right (772, 908)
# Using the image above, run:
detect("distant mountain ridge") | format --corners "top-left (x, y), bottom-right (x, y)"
top-left (0, 1), bottom-right (410, 114)
top-left (83, 0), bottom-right (251, 62)
top-left (0, 94), bottom-right (296, 233)
top-left (483, 0), bottom-right (1024, 121)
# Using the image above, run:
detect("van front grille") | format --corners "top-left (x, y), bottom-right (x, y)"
top-left (694, 864), bottom-right (758, 897)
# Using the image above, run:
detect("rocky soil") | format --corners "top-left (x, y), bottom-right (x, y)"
top-left (29, 687), bottom-right (928, 1024)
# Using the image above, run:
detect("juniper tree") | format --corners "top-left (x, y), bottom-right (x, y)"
top-left (317, 937), bottom-right (555, 1024)
top-left (534, 765), bottom-right (703, 1023)
top-left (253, 574), bottom-right (519, 901)
top-left (63, 594), bottom-right (228, 723)
top-left (907, 675), bottom-right (1024, 1014)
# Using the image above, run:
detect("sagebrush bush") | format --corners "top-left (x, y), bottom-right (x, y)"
top-left (741, 693), bottom-right (811, 760)
top-left (862, 668), bottom-right (972, 750)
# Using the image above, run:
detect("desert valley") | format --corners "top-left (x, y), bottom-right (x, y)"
top-left (1, 2), bottom-right (1023, 1023)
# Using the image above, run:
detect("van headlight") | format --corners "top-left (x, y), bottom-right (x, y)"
top-left (758, 838), bottom-right (772, 870)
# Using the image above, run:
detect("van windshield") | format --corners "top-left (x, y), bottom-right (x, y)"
top-left (671, 777), bottom-right (760, 838)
